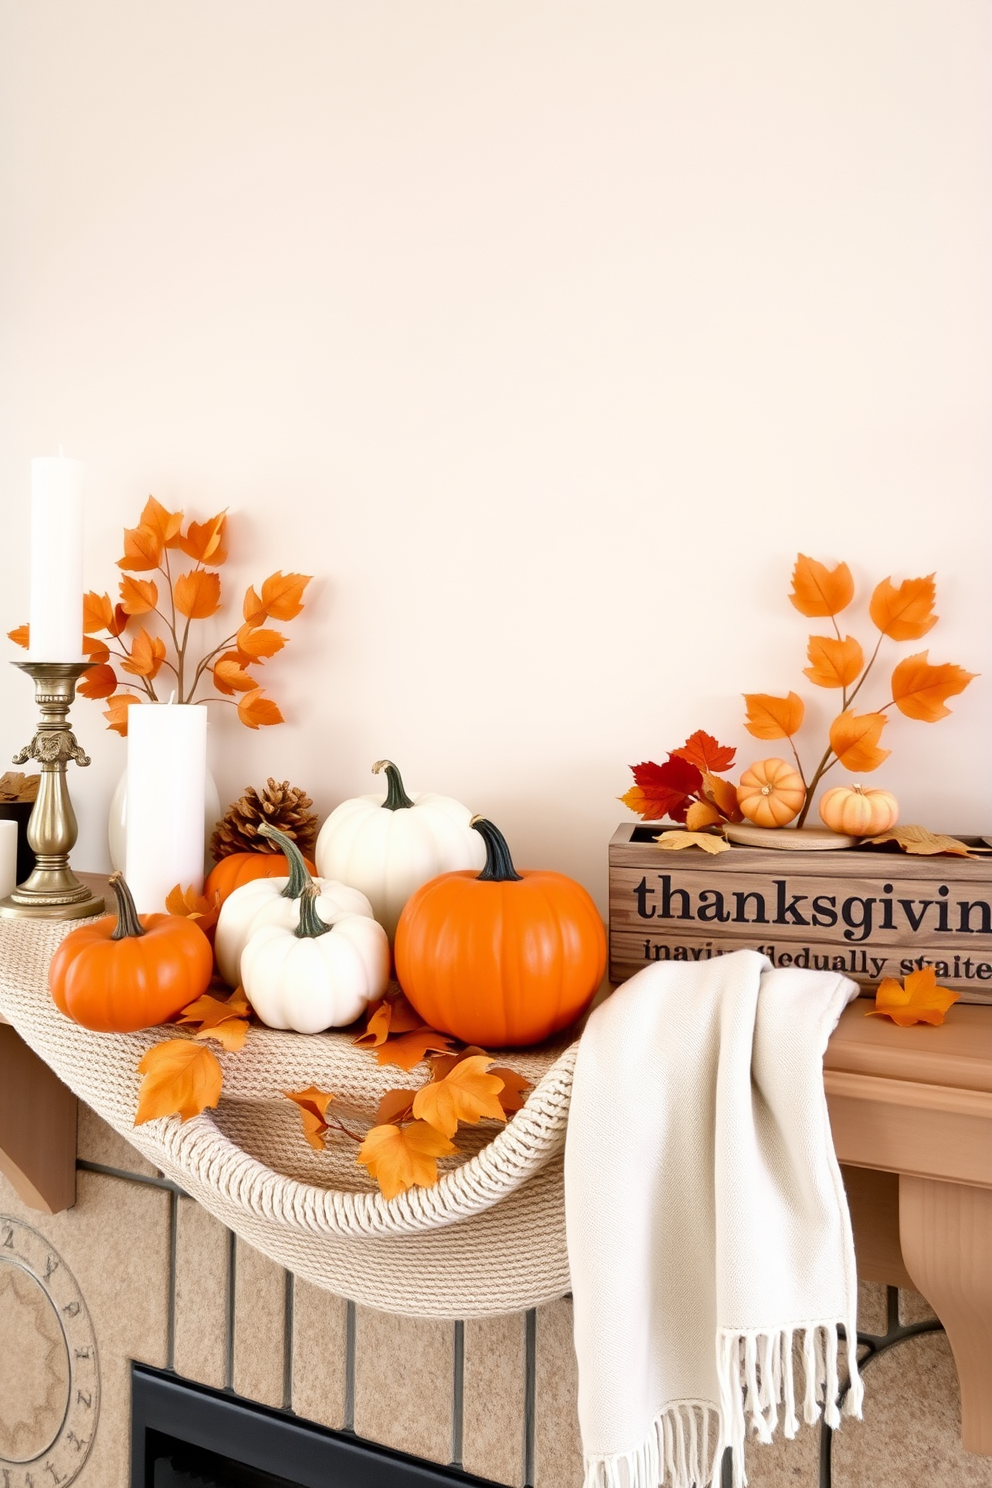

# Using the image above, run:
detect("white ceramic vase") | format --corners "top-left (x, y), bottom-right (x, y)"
top-left (108, 767), bottom-right (222, 874)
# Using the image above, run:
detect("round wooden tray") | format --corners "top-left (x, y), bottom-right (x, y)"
top-left (724, 824), bottom-right (858, 851)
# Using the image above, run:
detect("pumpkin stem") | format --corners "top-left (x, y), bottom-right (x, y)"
top-left (109, 871), bottom-right (147, 940)
top-left (471, 816), bottom-right (524, 883)
top-left (372, 759), bottom-right (414, 811)
top-left (257, 822), bottom-right (312, 899)
top-left (295, 883), bottom-right (332, 940)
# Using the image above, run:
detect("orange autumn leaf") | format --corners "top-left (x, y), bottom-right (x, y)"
top-left (213, 652), bottom-right (256, 693)
top-left (165, 884), bottom-right (222, 936)
top-left (259, 571), bottom-right (311, 621)
top-left (285, 1086), bottom-right (336, 1151)
top-left (110, 603), bottom-right (130, 638)
top-left (177, 984), bottom-right (249, 1027)
top-left (803, 635), bottom-right (864, 690)
top-left (701, 771), bottom-right (744, 823)
top-left (243, 584), bottom-right (267, 625)
top-left (135, 1039), bottom-right (223, 1124)
top-left (828, 710), bottom-right (891, 772)
top-left (374, 1027), bottom-right (456, 1070)
top-left (103, 693), bottom-right (142, 735)
top-left (866, 966), bottom-right (960, 1028)
top-left (117, 524), bottom-right (162, 572)
top-left (7, 623), bottom-right (29, 649)
top-left (179, 512), bottom-right (228, 565)
top-left (869, 574), bottom-right (937, 642)
top-left (412, 1054), bottom-right (507, 1137)
top-left (141, 496), bottom-right (183, 549)
top-left (357, 1121), bottom-right (456, 1200)
top-left (890, 651), bottom-right (976, 723)
top-left (121, 627), bottom-right (167, 680)
top-left (119, 575), bottom-right (158, 616)
top-left (489, 1066), bottom-right (532, 1115)
top-left (77, 664), bottom-right (118, 700)
top-left (789, 555), bottom-right (854, 618)
top-left (195, 1018), bottom-right (249, 1051)
top-left (173, 569), bottom-right (221, 620)
top-left (83, 591), bottom-right (116, 634)
top-left (82, 634), bottom-right (110, 664)
top-left (375, 1089), bottom-right (416, 1125)
top-left (354, 992), bottom-right (424, 1047)
top-left (670, 730), bottom-right (736, 774)
top-left (685, 800), bottom-right (722, 831)
top-left (236, 622), bottom-right (286, 661)
top-left (743, 691), bottom-right (805, 740)
top-left (237, 688), bottom-right (285, 730)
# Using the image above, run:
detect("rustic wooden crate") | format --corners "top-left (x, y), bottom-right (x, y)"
top-left (609, 822), bottom-right (992, 1003)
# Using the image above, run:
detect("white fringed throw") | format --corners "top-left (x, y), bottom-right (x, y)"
top-left (565, 949), bottom-right (863, 1488)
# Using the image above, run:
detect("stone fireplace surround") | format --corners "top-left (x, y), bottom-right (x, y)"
top-left (1, 1101), bottom-right (991, 1488)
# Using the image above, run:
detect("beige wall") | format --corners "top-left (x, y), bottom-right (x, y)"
top-left (1, 2), bottom-right (990, 909)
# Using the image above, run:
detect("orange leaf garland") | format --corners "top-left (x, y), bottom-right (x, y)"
top-left (259, 571), bottom-right (311, 621)
top-left (489, 1066), bottom-right (532, 1115)
top-left (285, 1086), bottom-right (337, 1150)
top-left (117, 524), bottom-right (162, 572)
top-left (82, 635), bottom-right (110, 664)
top-left (213, 653), bottom-right (257, 693)
top-left (173, 569), bottom-right (221, 620)
top-left (375, 1089), bottom-right (416, 1126)
top-left (789, 555), bottom-right (854, 618)
top-left (119, 576), bottom-right (158, 616)
top-left (121, 627), bottom-right (167, 680)
top-left (828, 710), bottom-right (890, 772)
top-left (869, 575), bottom-right (938, 641)
top-left (803, 635), bottom-right (864, 690)
top-left (354, 991), bottom-right (426, 1047)
top-left (237, 689), bottom-right (285, 730)
top-left (743, 692), bottom-right (805, 740)
top-left (411, 1054), bottom-right (507, 1137)
top-left (7, 623), bottom-right (29, 649)
top-left (103, 693), bottom-right (143, 736)
top-left (135, 1039), bottom-right (223, 1124)
top-left (243, 585), bottom-right (267, 625)
top-left (77, 664), bottom-right (119, 700)
top-left (373, 1027), bottom-right (456, 1070)
top-left (866, 966), bottom-right (960, 1027)
top-left (141, 495), bottom-right (183, 549)
top-left (890, 652), bottom-right (976, 722)
top-left (83, 591), bottom-right (116, 634)
top-left (236, 623), bottom-right (286, 660)
top-left (357, 1121), bottom-right (456, 1200)
top-left (179, 513), bottom-right (228, 565)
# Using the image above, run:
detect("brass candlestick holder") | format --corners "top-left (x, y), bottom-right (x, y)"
top-left (0, 662), bottom-right (105, 920)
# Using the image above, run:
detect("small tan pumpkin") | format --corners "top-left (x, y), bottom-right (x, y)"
top-left (819, 784), bottom-right (899, 837)
top-left (736, 758), bottom-right (806, 828)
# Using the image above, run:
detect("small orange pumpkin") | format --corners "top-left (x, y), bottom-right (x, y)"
top-left (819, 784), bottom-right (899, 837)
top-left (204, 849), bottom-right (318, 907)
top-left (395, 817), bottom-right (606, 1048)
top-left (49, 873), bottom-right (213, 1032)
top-left (736, 758), bottom-right (806, 828)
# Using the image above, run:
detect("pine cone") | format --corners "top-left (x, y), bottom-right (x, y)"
top-left (210, 778), bottom-right (318, 862)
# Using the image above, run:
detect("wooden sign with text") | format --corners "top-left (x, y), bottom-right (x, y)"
top-left (609, 823), bottom-right (992, 1003)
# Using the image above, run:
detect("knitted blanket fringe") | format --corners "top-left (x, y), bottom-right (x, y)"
top-left (0, 918), bottom-right (576, 1319)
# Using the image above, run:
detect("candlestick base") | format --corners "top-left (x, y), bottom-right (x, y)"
top-left (0, 662), bottom-right (105, 921)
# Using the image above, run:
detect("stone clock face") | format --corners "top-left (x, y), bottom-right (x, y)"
top-left (0, 1216), bottom-right (99, 1487)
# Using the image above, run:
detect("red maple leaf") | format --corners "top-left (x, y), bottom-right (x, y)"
top-left (622, 756), bottom-right (703, 822)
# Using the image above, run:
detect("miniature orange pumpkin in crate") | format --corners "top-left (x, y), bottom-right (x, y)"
top-left (395, 816), bottom-right (606, 1048)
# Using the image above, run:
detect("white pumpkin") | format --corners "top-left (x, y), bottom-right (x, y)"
top-left (315, 760), bottom-right (485, 940)
top-left (214, 823), bottom-right (374, 987)
top-left (242, 885), bottom-right (390, 1033)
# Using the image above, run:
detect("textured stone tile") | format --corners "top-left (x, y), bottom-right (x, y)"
top-left (0, 1166), bottom-right (170, 1488)
top-left (291, 1278), bottom-right (348, 1430)
top-left (354, 1307), bottom-right (453, 1464)
top-left (899, 1287), bottom-right (939, 1325)
top-left (462, 1312), bottom-right (526, 1485)
top-left (858, 1279), bottom-right (889, 1335)
top-left (233, 1234), bottom-right (287, 1408)
top-left (76, 1099), bottom-right (158, 1178)
top-left (742, 1421), bottom-right (820, 1487)
top-left (173, 1196), bottom-right (230, 1389)
top-left (832, 1329), bottom-right (992, 1486)
top-left (534, 1299), bottom-right (583, 1488)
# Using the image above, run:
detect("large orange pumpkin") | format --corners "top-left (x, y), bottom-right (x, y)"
top-left (49, 872), bottom-right (213, 1032)
top-left (204, 849), bottom-right (318, 907)
top-left (395, 817), bottom-right (606, 1048)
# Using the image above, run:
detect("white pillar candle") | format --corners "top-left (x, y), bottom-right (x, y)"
top-left (0, 821), bottom-right (18, 900)
top-left (28, 456), bottom-right (85, 661)
top-left (126, 703), bottom-right (207, 913)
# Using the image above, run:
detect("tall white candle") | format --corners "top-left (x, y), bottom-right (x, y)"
top-left (28, 456), bottom-right (85, 661)
top-left (0, 821), bottom-right (17, 900)
top-left (126, 703), bottom-right (208, 913)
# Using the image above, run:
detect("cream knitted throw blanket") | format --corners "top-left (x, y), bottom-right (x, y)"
top-left (564, 949), bottom-right (863, 1488)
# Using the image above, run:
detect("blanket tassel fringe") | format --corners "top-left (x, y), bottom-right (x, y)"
top-left (582, 1324), bottom-right (863, 1488)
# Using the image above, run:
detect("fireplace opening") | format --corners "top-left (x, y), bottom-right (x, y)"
top-left (132, 1366), bottom-right (498, 1488)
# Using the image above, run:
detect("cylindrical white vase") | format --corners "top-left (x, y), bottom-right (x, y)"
top-left (125, 703), bottom-right (208, 912)
top-left (0, 820), bottom-right (18, 899)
